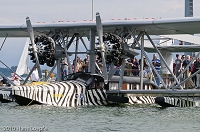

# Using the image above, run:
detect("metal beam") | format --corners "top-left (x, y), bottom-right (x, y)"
top-left (118, 59), bottom-right (126, 92)
top-left (0, 72), bottom-right (15, 86)
top-left (106, 89), bottom-right (200, 97)
top-left (80, 37), bottom-right (88, 51)
top-left (73, 34), bottom-right (79, 73)
top-left (66, 34), bottom-right (77, 50)
top-left (60, 33), bottom-right (73, 74)
top-left (56, 59), bottom-right (61, 81)
top-left (89, 30), bottom-right (96, 74)
top-left (0, 60), bottom-right (24, 81)
top-left (140, 33), bottom-right (144, 89)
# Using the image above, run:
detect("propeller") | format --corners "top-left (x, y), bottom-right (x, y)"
top-left (96, 12), bottom-right (108, 84)
top-left (26, 17), bottom-right (42, 79)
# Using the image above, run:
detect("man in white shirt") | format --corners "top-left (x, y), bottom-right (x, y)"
top-left (30, 67), bottom-right (39, 82)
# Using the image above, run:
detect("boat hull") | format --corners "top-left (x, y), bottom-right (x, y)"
top-left (0, 93), bottom-right (14, 103)
top-left (13, 95), bottom-right (41, 106)
top-left (155, 96), bottom-right (199, 107)
top-left (11, 81), bottom-right (156, 107)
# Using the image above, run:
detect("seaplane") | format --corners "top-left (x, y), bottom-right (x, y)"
top-left (1, 12), bottom-right (200, 107)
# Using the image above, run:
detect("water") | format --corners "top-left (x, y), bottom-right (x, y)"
top-left (0, 103), bottom-right (200, 132)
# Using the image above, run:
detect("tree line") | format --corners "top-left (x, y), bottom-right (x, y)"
top-left (0, 66), bottom-right (17, 77)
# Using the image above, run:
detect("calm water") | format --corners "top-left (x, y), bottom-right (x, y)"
top-left (0, 102), bottom-right (200, 132)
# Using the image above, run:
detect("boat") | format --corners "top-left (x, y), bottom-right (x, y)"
top-left (10, 72), bottom-right (157, 107)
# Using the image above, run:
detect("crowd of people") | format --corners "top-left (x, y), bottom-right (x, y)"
top-left (60, 55), bottom-right (89, 80)
top-left (59, 53), bottom-right (200, 88)
top-left (174, 54), bottom-right (200, 88)
top-left (59, 54), bottom-right (154, 81)
top-left (123, 53), bottom-right (200, 88)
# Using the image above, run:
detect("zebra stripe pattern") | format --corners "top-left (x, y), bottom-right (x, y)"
top-left (156, 97), bottom-right (199, 107)
top-left (128, 95), bottom-right (155, 104)
top-left (11, 80), bottom-right (159, 107)
top-left (0, 93), bottom-right (14, 103)
top-left (12, 80), bottom-right (109, 107)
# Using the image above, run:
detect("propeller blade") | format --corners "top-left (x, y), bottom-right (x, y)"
top-left (26, 17), bottom-right (35, 44)
top-left (96, 12), bottom-right (103, 45)
top-left (96, 12), bottom-right (108, 84)
top-left (26, 17), bottom-right (42, 79)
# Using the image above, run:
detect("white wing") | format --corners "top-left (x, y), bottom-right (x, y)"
top-left (1, 17), bottom-right (200, 37)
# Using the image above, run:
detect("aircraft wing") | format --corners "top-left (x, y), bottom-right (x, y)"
top-left (1, 17), bottom-right (200, 37)
top-left (135, 45), bottom-right (200, 53)
top-left (160, 34), bottom-right (200, 45)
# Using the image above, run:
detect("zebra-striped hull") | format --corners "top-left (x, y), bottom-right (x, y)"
top-left (128, 95), bottom-right (155, 104)
top-left (10, 80), bottom-right (158, 107)
top-left (0, 93), bottom-right (14, 103)
top-left (9, 81), bottom-right (200, 107)
top-left (12, 80), bottom-right (109, 107)
top-left (155, 96), bottom-right (199, 107)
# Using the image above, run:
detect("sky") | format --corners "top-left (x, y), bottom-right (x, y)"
top-left (0, 0), bottom-right (200, 70)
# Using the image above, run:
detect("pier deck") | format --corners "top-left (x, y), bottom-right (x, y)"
top-left (106, 89), bottom-right (200, 97)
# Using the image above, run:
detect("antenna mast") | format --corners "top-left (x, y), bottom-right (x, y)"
top-left (92, 0), bottom-right (94, 20)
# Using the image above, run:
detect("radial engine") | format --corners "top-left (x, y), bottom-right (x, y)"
top-left (28, 35), bottom-right (64, 67)
top-left (96, 33), bottom-right (123, 66)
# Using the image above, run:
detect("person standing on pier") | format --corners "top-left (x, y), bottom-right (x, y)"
top-left (182, 55), bottom-right (194, 88)
top-left (61, 57), bottom-right (68, 80)
top-left (194, 58), bottom-right (200, 87)
top-left (152, 54), bottom-right (161, 86)
top-left (131, 57), bottom-right (139, 76)
top-left (175, 54), bottom-right (183, 82)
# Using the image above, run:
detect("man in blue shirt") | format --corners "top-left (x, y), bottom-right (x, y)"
top-left (152, 54), bottom-right (161, 86)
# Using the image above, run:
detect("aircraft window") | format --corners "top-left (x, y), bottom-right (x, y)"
top-left (95, 76), bottom-right (104, 81)
top-left (67, 73), bottom-right (79, 80)
top-left (77, 75), bottom-right (90, 81)
top-left (85, 76), bottom-right (94, 86)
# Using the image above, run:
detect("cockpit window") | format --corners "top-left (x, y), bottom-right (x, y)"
top-left (76, 74), bottom-right (91, 83)
top-left (85, 76), bottom-right (94, 86)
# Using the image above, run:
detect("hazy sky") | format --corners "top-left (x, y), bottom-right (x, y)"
top-left (0, 0), bottom-right (200, 69)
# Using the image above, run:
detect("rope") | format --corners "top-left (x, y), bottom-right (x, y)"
top-left (27, 85), bottom-right (36, 106)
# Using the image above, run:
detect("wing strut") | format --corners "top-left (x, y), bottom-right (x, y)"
top-left (0, 34), bottom-right (7, 51)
